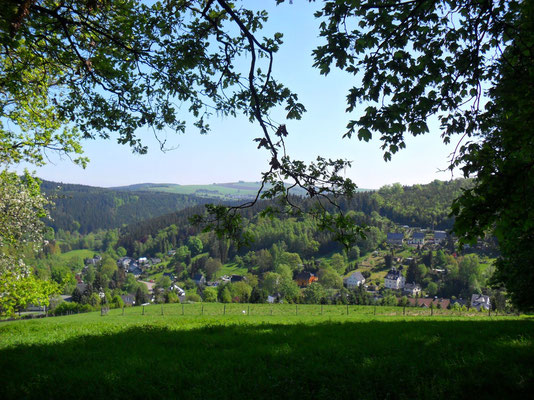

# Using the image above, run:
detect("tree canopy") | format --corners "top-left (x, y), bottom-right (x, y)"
top-left (1, 0), bottom-right (533, 309)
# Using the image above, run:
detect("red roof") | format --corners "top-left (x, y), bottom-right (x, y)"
top-left (407, 298), bottom-right (450, 309)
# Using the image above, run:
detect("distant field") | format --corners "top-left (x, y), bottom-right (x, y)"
top-left (0, 305), bottom-right (532, 399)
top-left (114, 181), bottom-right (372, 200)
top-left (217, 262), bottom-right (249, 278)
top-left (56, 249), bottom-right (95, 261)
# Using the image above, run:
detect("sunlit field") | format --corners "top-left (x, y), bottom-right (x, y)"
top-left (1, 304), bottom-right (532, 399)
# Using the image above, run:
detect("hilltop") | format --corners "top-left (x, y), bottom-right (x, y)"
top-left (40, 180), bottom-right (214, 234)
top-left (111, 180), bottom-right (360, 200)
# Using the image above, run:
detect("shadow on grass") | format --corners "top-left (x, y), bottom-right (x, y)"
top-left (1, 319), bottom-right (533, 399)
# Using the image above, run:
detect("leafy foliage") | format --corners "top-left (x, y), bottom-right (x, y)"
top-left (0, 171), bottom-right (59, 316)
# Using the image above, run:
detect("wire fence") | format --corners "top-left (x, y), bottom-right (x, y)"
top-left (100, 302), bottom-right (515, 319)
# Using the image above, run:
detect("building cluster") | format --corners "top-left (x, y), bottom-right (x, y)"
top-left (387, 230), bottom-right (449, 247)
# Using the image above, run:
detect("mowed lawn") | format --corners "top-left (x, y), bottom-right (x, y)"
top-left (0, 307), bottom-right (532, 400)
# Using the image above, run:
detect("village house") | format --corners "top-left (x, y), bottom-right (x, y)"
top-left (169, 284), bottom-right (186, 302)
top-left (193, 273), bottom-right (206, 286)
top-left (128, 263), bottom-right (142, 276)
top-left (471, 294), bottom-right (491, 311)
top-left (296, 271), bottom-right (318, 287)
top-left (407, 297), bottom-right (450, 309)
top-left (121, 294), bottom-right (136, 306)
top-left (384, 268), bottom-right (405, 290)
top-left (84, 255), bottom-right (102, 266)
top-left (411, 232), bottom-right (425, 246)
top-left (434, 230), bottom-right (447, 244)
top-left (344, 271), bottom-right (366, 290)
top-left (117, 257), bottom-right (133, 268)
top-left (403, 282), bottom-right (422, 297)
top-left (387, 232), bottom-right (404, 246)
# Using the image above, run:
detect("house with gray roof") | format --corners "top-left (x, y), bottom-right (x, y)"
top-left (434, 231), bottom-right (447, 243)
top-left (384, 268), bottom-right (405, 290)
top-left (471, 294), bottom-right (491, 311)
top-left (411, 232), bottom-right (425, 246)
top-left (344, 271), bottom-right (366, 289)
top-left (387, 232), bottom-right (404, 246)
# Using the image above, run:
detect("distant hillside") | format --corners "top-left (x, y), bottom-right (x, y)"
top-left (41, 180), bottom-right (214, 234)
top-left (111, 181), bottom-right (371, 200)
top-left (118, 179), bottom-right (471, 256)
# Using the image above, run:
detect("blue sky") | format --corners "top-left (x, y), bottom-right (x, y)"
top-left (26, 1), bottom-right (459, 190)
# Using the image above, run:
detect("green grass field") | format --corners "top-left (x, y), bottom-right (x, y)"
top-left (1, 304), bottom-right (532, 399)
top-left (217, 262), bottom-right (249, 278)
top-left (56, 249), bottom-right (96, 261)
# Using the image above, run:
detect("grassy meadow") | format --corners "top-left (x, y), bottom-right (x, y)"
top-left (1, 304), bottom-right (532, 399)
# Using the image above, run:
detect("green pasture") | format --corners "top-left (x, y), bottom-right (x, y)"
top-left (142, 183), bottom-right (259, 197)
top-left (217, 262), bottom-right (248, 278)
top-left (0, 304), bottom-right (532, 399)
top-left (56, 249), bottom-right (95, 261)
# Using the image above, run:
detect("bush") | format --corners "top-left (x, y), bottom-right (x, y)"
top-left (165, 291), bottom-right (180, 304)
top-left (111, 295), bottom-right (124, 309)
top-left (186, 293), bottom-right (201, 302)
top-left (203, 287), bottom-right (218, 302)
top-left (52, 302), bottom-right (95, 315)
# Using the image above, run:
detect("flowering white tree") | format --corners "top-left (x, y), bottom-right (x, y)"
top-left (0, 170), bottom-right (58, 317)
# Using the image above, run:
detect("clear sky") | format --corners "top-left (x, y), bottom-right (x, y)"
top-left (24, 1), bottom-right (459, 190)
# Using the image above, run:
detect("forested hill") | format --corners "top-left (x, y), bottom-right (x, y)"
top-left (41, 180), bottom-right (215, 234)
top-left (369, 179), bottom-right (472, 228)
top-left (117, 179), bottom-right (471, 256)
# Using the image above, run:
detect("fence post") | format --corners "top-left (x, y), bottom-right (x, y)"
top-left (346, 304), bottom-right (349, 315)
top-left (488, 307), bottom-right (491, 317)
top-left (142, 305), bottom-right (145, 315)
top-left (296, 304), bottom-right (298, 316)
top-left (271, 307), bottom-right (273, 316)
top-left (248, 305), bottom-right (250, 316)
top-left (321, 304), bottom-right (323, 315)
top-left (403, 305), bottom-right (406, 316)
top-left (182, 303), bottom-right (184, 315)
top-left (201, 304), bottom-right (204, 316)
top-left (161, 305), bottom-right (164, 316)
top-left (224, 304), bottom-right (226, 315)
top-left (374, 305), bottom-right (376, 315)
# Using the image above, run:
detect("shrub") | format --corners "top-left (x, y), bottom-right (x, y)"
top-left (186, 293), bottom-right (201, 302)
top-left (165, 291), bottom-right (180, 304)
top-left (111, 295), bottom-right (124, 309)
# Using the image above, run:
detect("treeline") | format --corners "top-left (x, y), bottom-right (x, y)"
top-left (41, 180), bottom-right (214, 233)
top-left (117, 179), bottom-right (469, 258)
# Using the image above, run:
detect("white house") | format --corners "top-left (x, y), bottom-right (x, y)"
top-left (471, 294), bottom-right (491, 311)
top-left (384, 268), bottom-right (405, 290)
top-left (117, 257), bottom-right (133, 268)
top-left (344, 271), bottom-right (366, 289)
top-left (411, 232), bottom-right (425, 246)
top-left (403, 282), bottom-right (422, 296)
top-left (170, 284), bottom-right (186, 297)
